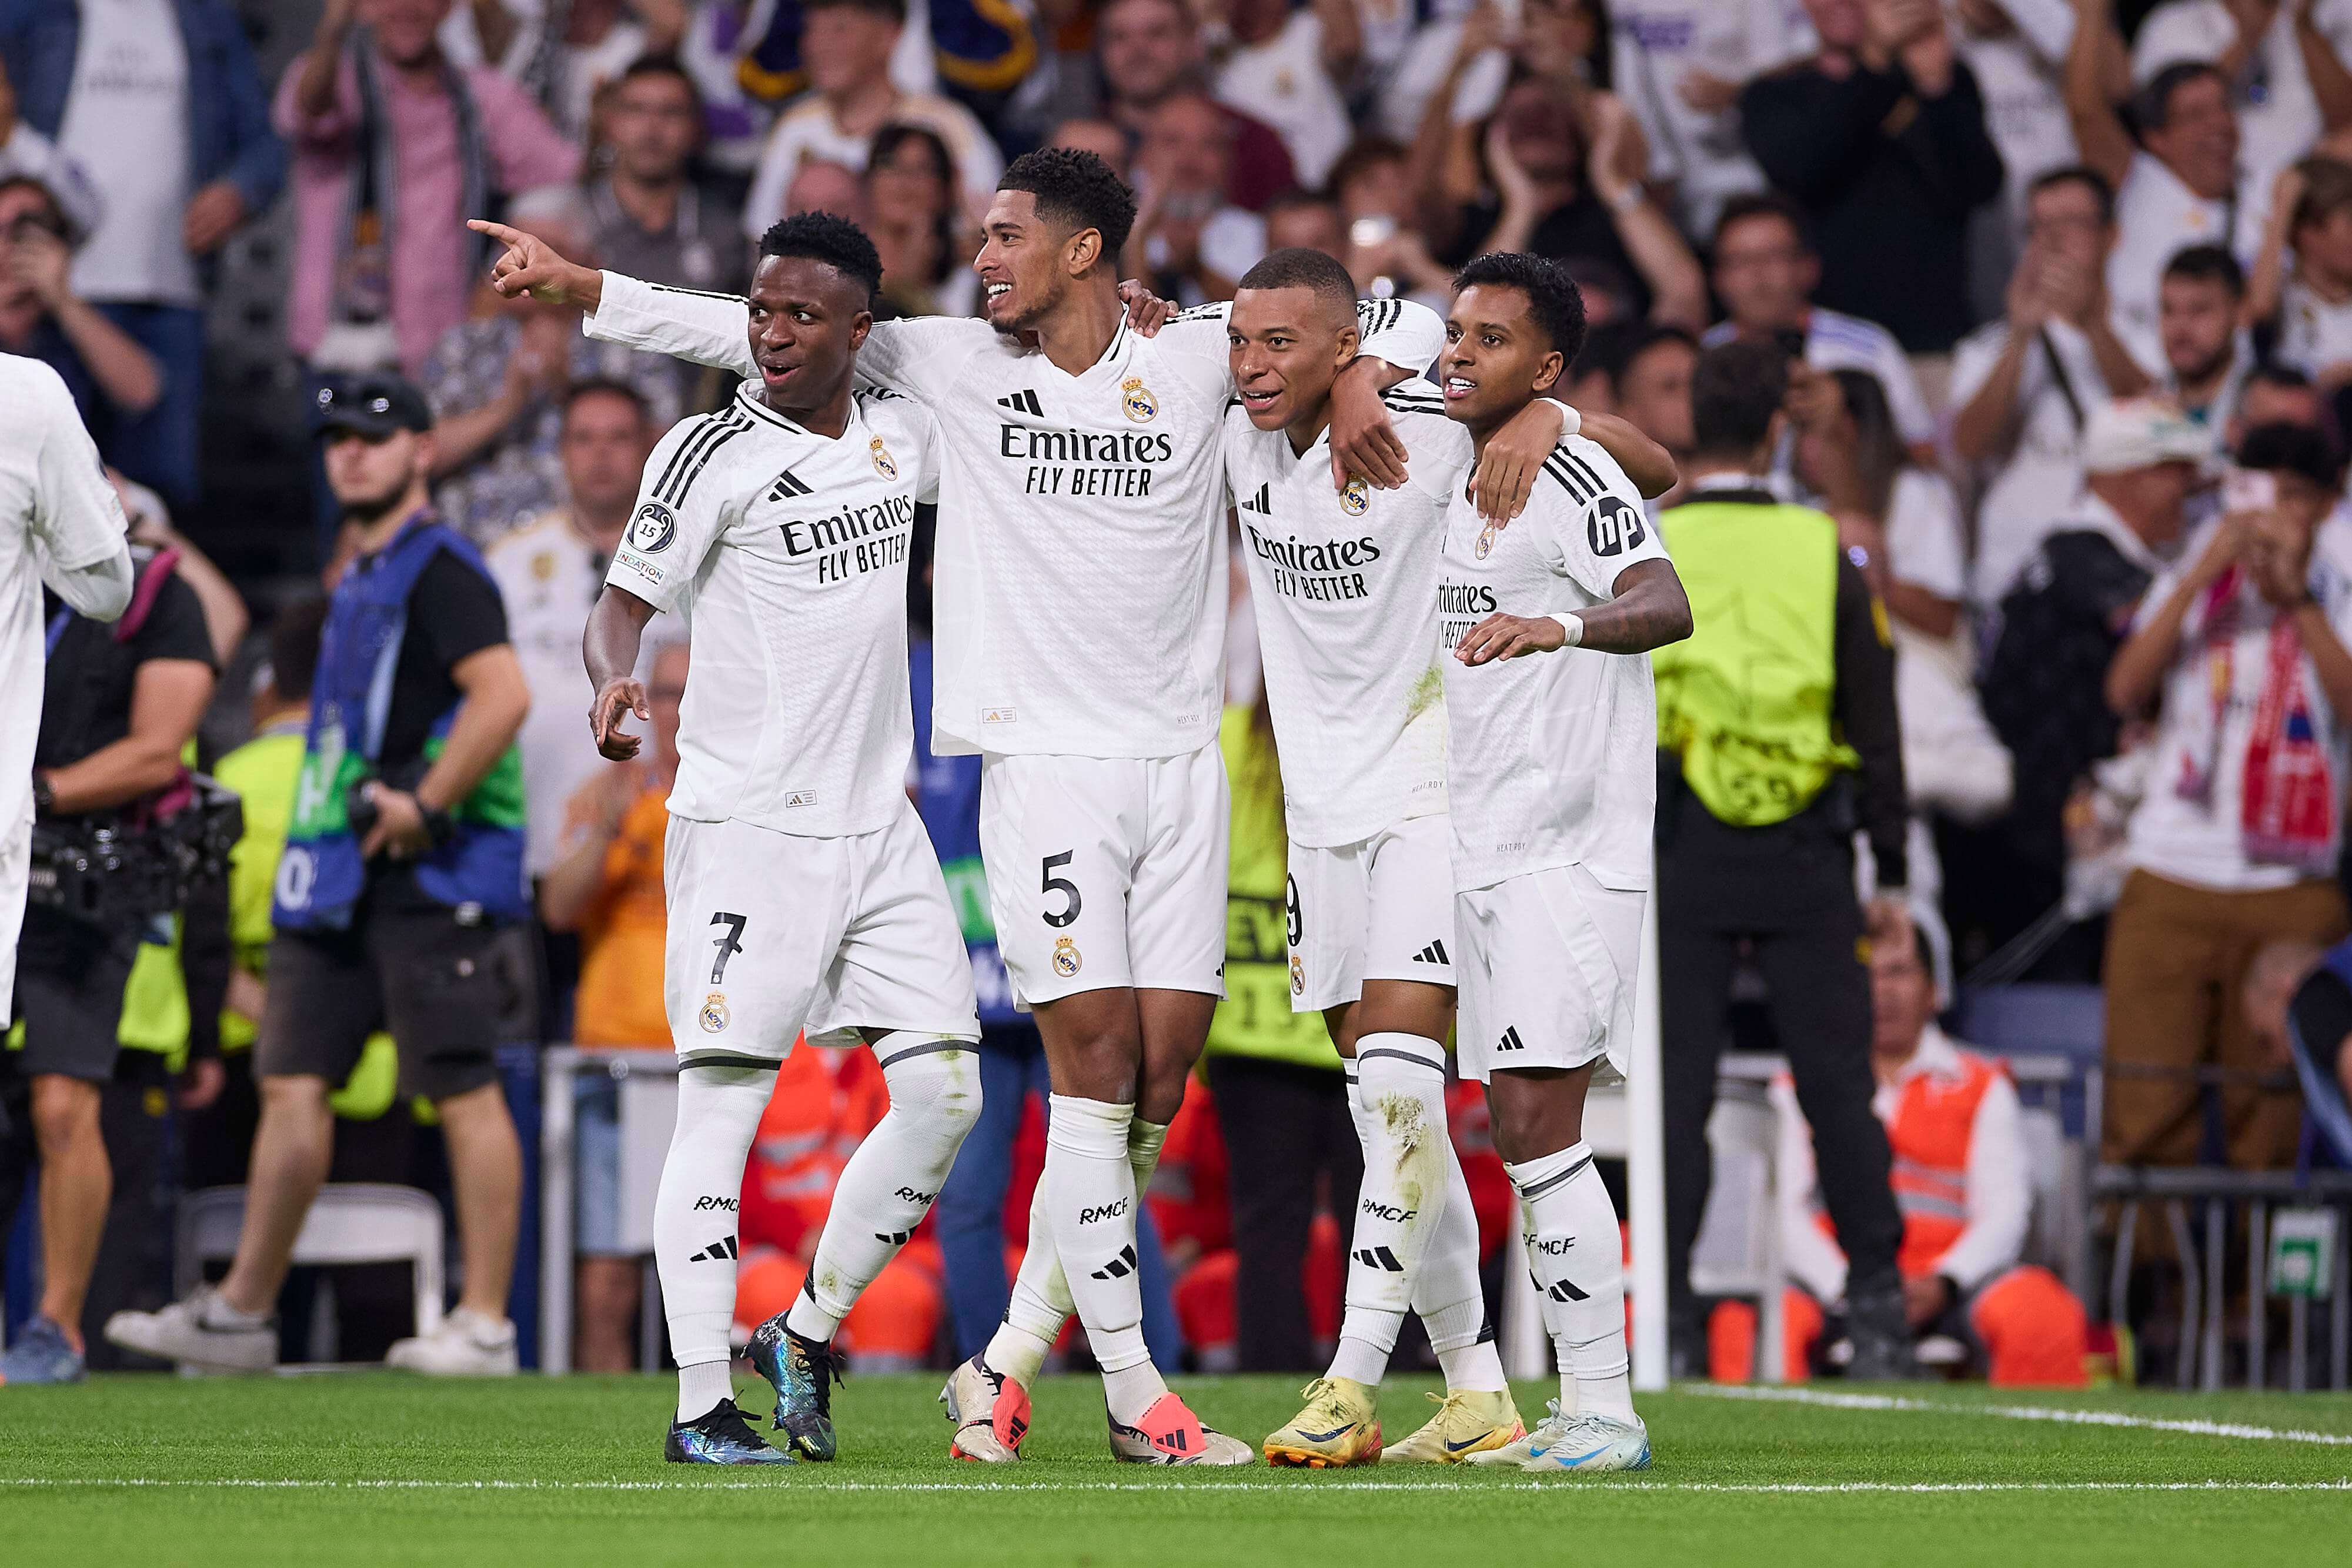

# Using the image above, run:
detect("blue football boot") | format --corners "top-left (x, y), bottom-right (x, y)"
top-left (749, 1312), bottom-right (843, 1462)
top-left (664, 1398), bottom-right (796, 1465)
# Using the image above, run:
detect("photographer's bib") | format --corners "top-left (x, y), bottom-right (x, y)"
top-left (275, 517), bottom-right (527, 932)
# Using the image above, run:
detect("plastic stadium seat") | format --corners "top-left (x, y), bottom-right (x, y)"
top-left (175, 1183), bottom-right (445, 1361)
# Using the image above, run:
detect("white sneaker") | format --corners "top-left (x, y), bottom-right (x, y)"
top-left (386, 1308), bottom-right (519, 1376)
top-left (103, 1286), bottom-right (277, 1374)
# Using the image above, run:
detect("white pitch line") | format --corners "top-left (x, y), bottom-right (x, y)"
top-left (1683, 1384), bottom-right (2352, 1446)
top-left (1, 1477), bottom-right (2348, 1496)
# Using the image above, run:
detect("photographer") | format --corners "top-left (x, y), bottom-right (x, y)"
top-left (108, 374), bottom-right (534, 1378)
top-left (0, 536), bottom-right (215, 1386)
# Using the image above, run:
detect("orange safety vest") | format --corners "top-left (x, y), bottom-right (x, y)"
top-left (1802, 1047), bottom-right (2009, 1280)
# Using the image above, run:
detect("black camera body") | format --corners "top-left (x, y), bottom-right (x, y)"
top-left (26, 774), bottom-right (245, 931)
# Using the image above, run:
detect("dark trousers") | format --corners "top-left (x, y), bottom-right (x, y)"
top-left (1657, 783), bottom-right (1902, 1323)
top-left (90, 302), bottom-right (203, 509)
top-left (1206, 1054), bottom-right (1362, 1373)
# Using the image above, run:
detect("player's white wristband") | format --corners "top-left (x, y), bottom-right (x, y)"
top-left (1542, 398), bottom-right (1581, 437)
top-left (1546, 613), bottom-right (1585, 649)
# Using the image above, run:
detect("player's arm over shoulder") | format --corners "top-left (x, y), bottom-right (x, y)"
top-left (857, 315), bottom-right (1003, 401)
top-left (587, 272), bottom-right (758, 377)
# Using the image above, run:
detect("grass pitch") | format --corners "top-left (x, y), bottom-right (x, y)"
top-left (3, 1373), bottom-right (2348, 1566)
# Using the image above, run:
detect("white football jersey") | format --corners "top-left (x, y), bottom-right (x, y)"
top-left (1224, 382), bottom-right (1470, 847)
top-left (1438, 433), bottom-right (1672, 894)
top-left (586, 277), bottom-right (1442, 760)
top-left (606, 382), bottom-right (938, 838)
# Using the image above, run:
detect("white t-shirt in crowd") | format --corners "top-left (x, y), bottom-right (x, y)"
top-left (483, 510), bottom-right (659, 879)
top-left (0, 360), bottom-right (132, 1018)
top-left (2276, 275), bottom-right (2352, 381)
top-left (1609, 0), bottom-right (1806, 238)
top-left (1223, 385), bottom-right (1464, 847)
top-left (1949, 316), bottom-right (2116, 604)
top-left (2109, 151), bottom-right (2244, 377)
top-left (587, 277), bottom-right (1445, 761)
top-left (1438, 433), bottom-right (1671, 893)
top-left (2125, 510), bottom-right (2352, 891)
top-left (1701, 307), bottom-right (1937, 448)
top-left (606, 384), bottom-right (938, 838)
top-left (2133, 0), bottom-right (2352, 238)
top-left (741, 91), bottom-right (1004, 236)
top-left (1214, 12), bottom-right (1354, 190)
top-left (1886, 466), bottom-right (1967, 601)
top-left (1955, 0), bottom-right (2079, 242)
top-left (58, 0), bottom-right (199, 308)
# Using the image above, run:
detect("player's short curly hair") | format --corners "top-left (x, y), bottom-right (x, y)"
top-left (1452, 252), bottom-right (1586, 366)
top-left (997, 148), bottom-right (1138, 259)
top-left (757, 211), bottom-right (883, 300)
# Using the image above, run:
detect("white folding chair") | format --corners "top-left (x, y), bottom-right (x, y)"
top-left (175, 1183), bottom-right (445, 1365)
top-left (1687, 1088), bottom-right (1786, 1381)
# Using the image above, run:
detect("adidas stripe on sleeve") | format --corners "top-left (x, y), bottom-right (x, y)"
top-left (608, 409), bottom-right (749, 611)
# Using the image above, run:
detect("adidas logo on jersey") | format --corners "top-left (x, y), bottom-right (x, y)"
top-left (1411, 940), bottom-right (1449, 965)
top-left (996, 389), bottom-right (1044, 417)
top-left (770, 469), bottom-right (811, 500)
top-left (1090, 1243), bottom-right (1140, 1281)
top-left (1496, 1025), bottom-right (1526, 1053)
top-left (687, 1235), bottom-right (739, 1263)
top-left (1238, 483), bottom-right (1271, 514)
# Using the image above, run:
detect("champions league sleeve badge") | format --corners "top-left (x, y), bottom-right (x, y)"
top-left (1121, 375), bottom-right (1158, 424)
top-left (629, 502), bottom-right (677, 554)
top-left (870, 437), bottom-right (898, 479)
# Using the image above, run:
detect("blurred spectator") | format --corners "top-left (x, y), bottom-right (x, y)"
top-left (0, 0), bottom-right (287, 507)
top-left (866, 122), bottom-right (978, 317)
top-left (1953, 2), bottom-right (2081, 238)
top-left (1652, 338), bottom-right (1912, 1380)
top-left (587, 56), bottom-right (747, 301)
top-left (1096, 0), bottom-right (1297, 210)
top-left (2231, 359), bottom-right (2328, 448)
top-left (2130, 0), bottom-right (2352, 232)
top-left (1608, 0), bottom-right (1796, 239)
top-left (2064, 22), bottom-right (2245, 376)
top-left (482, 379), bottom-right (656, 892)
top-left (1747, 927), bottom-right (2089, 1386)
top-left (1740, 0), bottom-right (2004, 355)
top-left (112, 469), bottom-right (247, 666)
top-left (0, 542), bottom-right (214, 1385)
top-left (538, 638), bottom-right (685, 1371)
top-left (1703, 193), bottom-right (1938, 452)
top-left (0, 175), bottom-right (163, 432)
top-left (441, 0), bottom-right (688, 143)
top-left (784, 154), bottom-right (870, 221)
top-left (1952, 166), bottom-right (2153, 605)
top-left (2156, 243), bottom-right (2250, 427)
top-left (1414, 15), bottom-right (1705, 327)
top-left (1130, 91), bottom-right (1265, 305)
top-left (1202, 694), bottom-right (1359, 1373)
top-left (2250, 154), bottom-right (2352, 389)
top-left (676, 0), bottom-right (771, 189)
top-left (276, 0), bottom-right (579, 379)
top-left (734, 0), bottom-right (1035, 115)
top-left (421, 191), bottom-right (680, 544)
top-left (2247, 935), bottom-right (2352, 1159)
top-left (1208, 0), bottom-right (1358, 190)
top-left (2101, 419), bottom-right (2352, 1171)
top-left (1320, 136), bottom-right (1453, 305)
top-left (740, 0), bottom-right (1002, 238)
top-left (1047, 115), bottom-right (1132, 174)
top-left (0, 56), bottom-right (105, 242)
top-left (1261, 188), bottom-right (1345, 259)
top-left (1568, 320), bottom-right (1698, 490)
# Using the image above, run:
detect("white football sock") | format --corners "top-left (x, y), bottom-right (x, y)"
top-left (655, 1061), bottom-right (773, 1421)
top-left (1418, 1126), bottom-right (1508, 1393)
top-left (987, 1112), bottom-right (1170, 1388)
top-left (1042, 1094), bottom-right (1164, 1422)
top-left (1331, 1036), bottom-right (1451, 1386)
top-left (786, 1037), bottom-right (980, 1344)
top-left (1507, 1142), bottom-right (1634, 1423)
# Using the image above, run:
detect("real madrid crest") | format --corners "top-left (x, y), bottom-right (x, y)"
top-left (1053, 936), bottom-right (1083, 978)
top-left (530, 549), bottom-right (556, 581)
top-left (1475, 520), bottom-right (1498, 559)
top-left (699, 992), bottom-right (731, 1034)
top-left (1289, 955), bottom-right (1305, 996)
top-left (1121, 375), bottom-right (1158, 424)
top-left (1341, 475), bottom-right (1370, 516)
top-left (870, 437), bottom-right (898, 479)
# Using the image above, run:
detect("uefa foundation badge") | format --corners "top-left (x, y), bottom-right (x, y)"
top-left (699, 992), bottom-right (731, 1034)
top-left (1121, 375), bottom-right (1158, 424)
top-left (1053, 936), bottom-right (1083, 978)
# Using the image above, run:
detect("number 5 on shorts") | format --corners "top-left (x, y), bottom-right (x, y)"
top-left (1041, 852), bottom-right (1082, 929)
top-left (710, 911), bottom-right (748, 984)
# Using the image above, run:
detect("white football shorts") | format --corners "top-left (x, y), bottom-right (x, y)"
top-left (663, 799), bottom-right (980, 1065)
top-left (979, 743), bottom-right (1229, 1007)
top-left (1454, 862), bottom-right (1645, 1086)
top-left (1285, 813), bottom-right (1457, 1012)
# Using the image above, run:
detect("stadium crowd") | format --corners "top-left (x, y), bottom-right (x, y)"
top-left (5, 0), bottom-right (2352, 1397)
